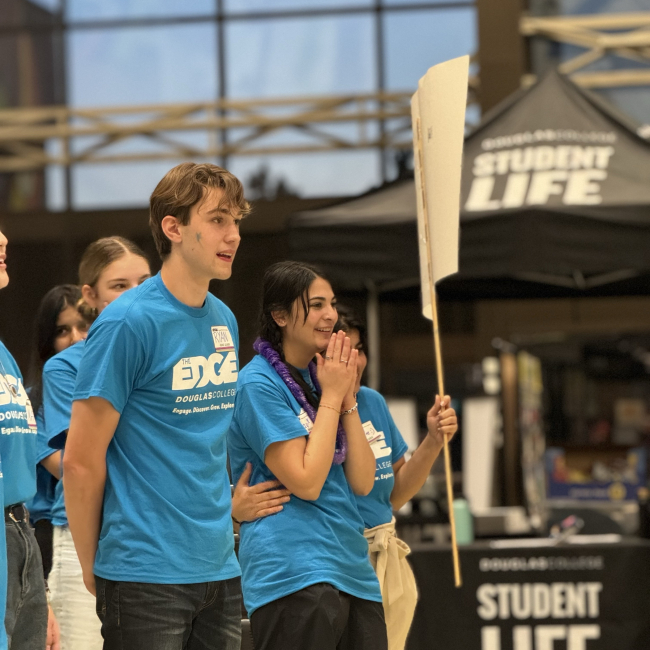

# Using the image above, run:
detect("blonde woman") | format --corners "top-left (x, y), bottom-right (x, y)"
top-left (43, 237), bottom-right (150, 650)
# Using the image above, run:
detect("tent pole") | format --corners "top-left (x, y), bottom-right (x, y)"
top-left (366, 280), bottom-right (381, 391)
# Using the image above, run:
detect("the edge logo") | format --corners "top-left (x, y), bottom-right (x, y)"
top-left (0, 374), bottom-right (27, 407)
top-left (362, 421), bottom-right (392, 460)
top-left (172, 351), bottom-right (238, 390)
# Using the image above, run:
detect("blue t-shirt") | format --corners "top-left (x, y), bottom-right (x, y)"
top-left (25, 406), bottom-right (58, 524)
top-left (72, 273), bottom-right (240, 584)
top-left (0, 342), bottom-right (37, 506)
top-left (354, 387), bottom-right (409, 529)
top-left (228, 355), bottom-right (381, 616)
top-left (42, 341), bottom-right (86, 528)
top-left (44, 341), bottom-right (84, 453)
top-left (0, 455), bottom-right (8, 650)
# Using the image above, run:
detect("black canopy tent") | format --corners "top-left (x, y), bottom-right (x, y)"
top-left (289, 70), bottom-right (650, 299)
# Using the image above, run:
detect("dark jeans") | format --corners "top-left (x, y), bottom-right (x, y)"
top-left (95, 576), bottom-right (242, 650)
top-left (5, 518), bottom-right (48, 650)
top-left (32, 519), bottom-right (53, 578)
top-left (250, 583), bottom-right (388, 650)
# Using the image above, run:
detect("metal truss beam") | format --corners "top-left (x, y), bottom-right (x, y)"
top-left (0, 93), bottom-right (411, 172)
top-left (0, 78), bottom-right (479, 173)
top-left (521, 11), bottom-right (650, 88)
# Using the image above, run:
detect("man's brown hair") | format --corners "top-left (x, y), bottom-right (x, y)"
top-left (149, 162), bottom-right (250, 259)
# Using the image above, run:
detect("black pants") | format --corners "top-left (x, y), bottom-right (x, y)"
top-left (95, 576), bottom-right (242, 650)
top-left (250, 583), bottom-right (387, 650)
top-left (33, 519), bottom-right (54, 578)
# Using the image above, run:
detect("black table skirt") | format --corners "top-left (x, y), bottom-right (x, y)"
top-left (406, 538), bottom-right (650, 650)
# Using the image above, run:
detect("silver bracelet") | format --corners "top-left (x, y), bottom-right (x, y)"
top-left (340, 402), bottom-right (358, 416)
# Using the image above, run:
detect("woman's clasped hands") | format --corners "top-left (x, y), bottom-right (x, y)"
top-left (316, 330), bottom-right (358, 410)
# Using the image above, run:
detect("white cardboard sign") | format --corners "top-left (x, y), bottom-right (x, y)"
top-left (412, 55), bottom-right (469, 319)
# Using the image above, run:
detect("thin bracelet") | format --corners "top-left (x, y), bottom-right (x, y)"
top-left (232, 515), bottom-right (242, 525)
top-left (341, 402), bottom-right (358, 416)
top-left (319, 403), bottom-right (341, 414)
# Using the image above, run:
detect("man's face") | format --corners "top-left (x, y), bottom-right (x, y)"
top-left (179, 187), bottom-right (242, 282)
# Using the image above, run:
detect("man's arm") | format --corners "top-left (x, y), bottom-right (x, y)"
top-left (231, 462), bottom-right (290, 523)
top-left (63, 396), bottom-right (120, 596)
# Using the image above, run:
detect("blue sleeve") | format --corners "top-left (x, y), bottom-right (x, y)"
top-left (380, 398), bottom-right (409, 464)
top-left (73, 318), bottom-right (146, 414)
top-left (391, 426), bottom-right (409, 464)
top-left (0, 343), bottom-right (22, 381)
top-left (229, 312), bottom-right (240, 354)
top-left (43, 362), bottom-right (78, 451)
top-left (35, 408), bottom-right (56, 462)
top-left (234, 382), bottom-right (308, 461)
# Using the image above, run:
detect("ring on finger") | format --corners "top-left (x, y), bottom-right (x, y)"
top-left (324, 355), bottom-right (332, 360)
top-left (340, 358), bottom-right (349, 363)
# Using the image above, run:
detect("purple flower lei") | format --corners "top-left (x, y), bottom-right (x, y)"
top-left (254, 337), bottom-right (347, 465)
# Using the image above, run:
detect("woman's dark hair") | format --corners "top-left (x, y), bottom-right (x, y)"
top-left (259, 260), bottom-right (331, 409)
top-left (28, 284), bottom-right (83, 414)
top-left (335, 305), bottom-right (369, 360)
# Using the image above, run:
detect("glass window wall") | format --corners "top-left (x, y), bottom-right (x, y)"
top-left (68, 23), bottom-right (218, 107)
top-left (1, 1), bottom-right (478, 209)
top-left (229, 150), bottom-right (382, 199)
top-left (384, 0), bottom-right (472, 5)
top-left (226, 15), bottom-right (375, 98)
top-left (383, 7), bottom-right (476, 90)
top-left (66, 0), bottom-right (214, 22)
top-left (225, 0), bottom-right (371, 12)
top-left (71, 159), bottom-right (202, 208)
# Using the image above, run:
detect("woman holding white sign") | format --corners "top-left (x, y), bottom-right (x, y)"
top-left (336, 306), bottom-right (458, 650)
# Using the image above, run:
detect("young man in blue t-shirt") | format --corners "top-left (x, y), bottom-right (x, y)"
top-left (64, 162), bottom-right (250, 649)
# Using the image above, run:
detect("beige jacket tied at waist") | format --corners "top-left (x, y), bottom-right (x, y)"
top-left (364, 518), bottom-right (418, 650)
